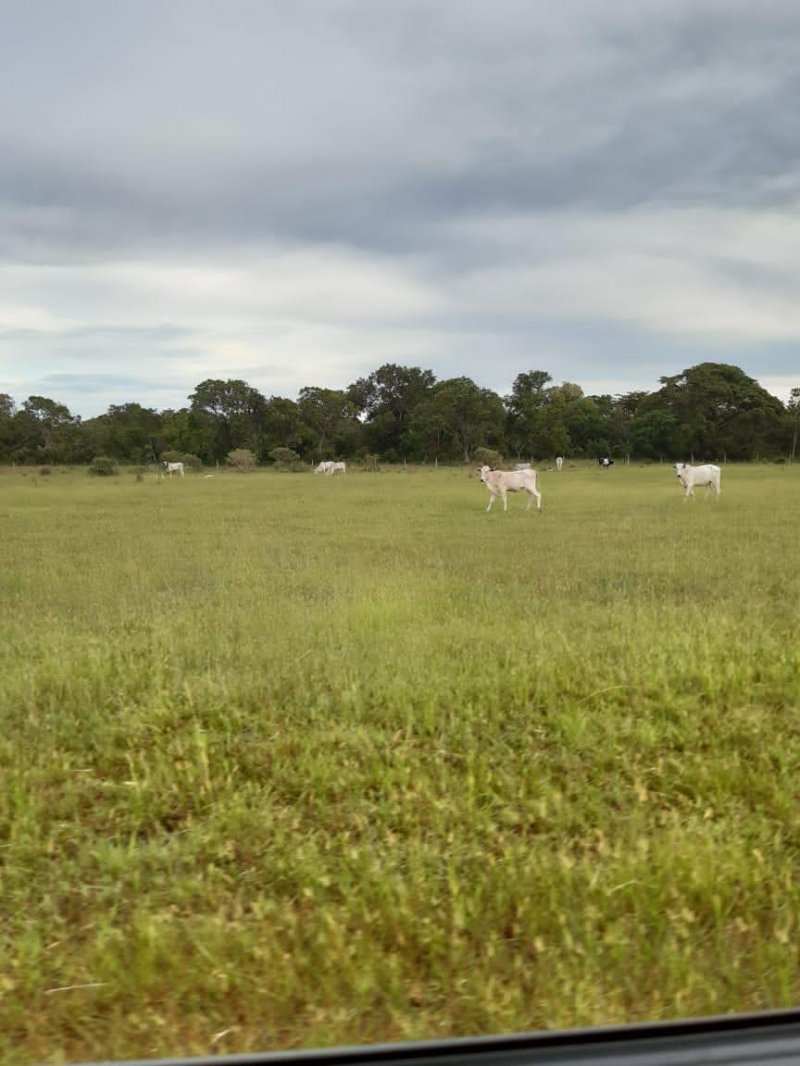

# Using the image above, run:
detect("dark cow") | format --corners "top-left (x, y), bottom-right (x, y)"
top-left (598, 457), bottom-right (614, 468)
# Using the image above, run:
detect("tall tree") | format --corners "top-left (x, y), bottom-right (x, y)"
top-left (261, 396), bottom-right (307, 455)
top-left (505, 371), bottom-right (553, 457)
top-left (788, 387), bottom-right (800, 462)
top-left (297, 387), bottom-right (360, 458)
top-left (189, 379), bottom-right (267, 460)
top-left (647, 363), bottom-right (785, 460)
top-left (89, 403), bottom-right (165, 463)
top-left (0, 394), bottom-right (15, 461)
top-left (412, 377), bottom-right (505, 462)
top-left (348, 364), bottom-right (436, 459)
top-left (13, 396), bottom-right (81, 463)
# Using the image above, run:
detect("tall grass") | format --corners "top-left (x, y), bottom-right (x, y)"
top-left (1, 463), bottom-right (799, 1064)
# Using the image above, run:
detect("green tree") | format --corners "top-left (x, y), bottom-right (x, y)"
top-left (297, 387), bottom-right (360, 458)
top-left (261, 396), bottom-right (307, 455)
top-left (12, 396), bottom-right (81, 463)
top-left (788, 387), bottom-right (800, 462)
top-left (88, 403), bottom-right (165, 463)
top-left (504, 371), bottom-right (553, 458)
top-left (0, 394), bottom-right (15, 461)
top-left (348, 363), bottom-right (436, 459)
top-left (189, 379), bottom-right (267, 460)
top-left (647, 363), bottom-right (785, 460)
top-left (412, 377), bottom-right (505, 462)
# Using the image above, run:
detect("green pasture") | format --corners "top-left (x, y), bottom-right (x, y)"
top-left (1, 462), bottom-right (799, 1064)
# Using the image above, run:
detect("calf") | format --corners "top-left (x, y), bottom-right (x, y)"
top-left (478, 465), bottom-right (542, 512)
top-left (598, 457), bottom-right (614, 468)
top-left (555, 456), bottom-right (564, 472)
top-left (162, 461), bottom-right (185, 478)
top-left (674, 462), bottom-right (721, 499)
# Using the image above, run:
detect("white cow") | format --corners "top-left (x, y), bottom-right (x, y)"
top-left (478, 465), bottom-right (542, 512)
top-left (674, 462), bottom-right (721, 499)
top-left (514, 462), bottom-right (532, 471)
top-left (162, 461), bottom-right (185, 478)
top-left (330, 461), bottom-right (347, 475)
top-left (314, 461), bottom-right (334, 475)
top-left (555, 456), bottom-right (564, 472)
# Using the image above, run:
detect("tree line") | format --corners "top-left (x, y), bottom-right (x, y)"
top-left (2, 361), bottom-right (799, 467)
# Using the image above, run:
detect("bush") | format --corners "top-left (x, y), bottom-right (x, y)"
top-left (180, 453), bottom-right (203, 471)
top-left (268, 447), bottom-right (305, 471)
top-left (226, 448), bottom-right (257, 472)
top-left (38, 467), bottom-right (51, 476)
top-left (88, 456), bottom-right (118, 477)
top-left (474, 447), bottom-right (503, 467)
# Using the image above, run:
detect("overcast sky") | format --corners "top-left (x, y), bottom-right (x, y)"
top-left (2, 0), bottom-right (799, 417)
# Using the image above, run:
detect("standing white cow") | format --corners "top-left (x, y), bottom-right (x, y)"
top-left (330, 461), bottom-right (347, 475)
top-left (478, 465), bottom-right (542, 512)
top-left (162, 461), bottom-right (185, 478)
top-left (674, 462), bottom-right (721, 499)
top-left (555, 456), bottom-right (564, 472)
top-left (314, 461), bottom-right (334, 475)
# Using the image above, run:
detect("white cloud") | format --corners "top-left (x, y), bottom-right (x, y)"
top-left (449, 207), bottom-right (800, 340)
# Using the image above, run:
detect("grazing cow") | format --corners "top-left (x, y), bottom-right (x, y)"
top-left (514, 462), bottom-right (532, 471)
top-left (162, 461), bottom-right (185, 478)
top-left (555, 456), bottom-right (564, 472)
top-left (330, 461), bottom-right (347, 475)
top-left (674, 462), bottom-right (721, 499)
top-left (598, 457), bottom-right (614, 468)
top-left (478, 465), bottom-right (542, 512)
top-left (314, 461), bottom-right (334, 475)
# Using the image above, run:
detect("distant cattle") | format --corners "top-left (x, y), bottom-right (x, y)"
top-left (674, 462), bottom-right (721, 500)
top-left (478, 465), bottom-right (542, 512)
top-left (329, 462), bottom-right (347, 476)
top-left (162, 461), bottom-right (185, 478)
top-left (598, 457), bottom-right (614, 468)
top-left (514, 463), bottom-right (532, 471)
top-left (555, 456), bottom-right (564, 472)
top-left (314, 461), bottom-right (334, 475)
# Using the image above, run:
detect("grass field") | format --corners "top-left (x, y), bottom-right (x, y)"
top-left (1, 461), bottom-right (800, 1065)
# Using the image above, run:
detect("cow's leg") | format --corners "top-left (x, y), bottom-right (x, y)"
top-left (502, 490), bottom-right (508, 512)
top-left (486, 493), bottom-right (495, 512)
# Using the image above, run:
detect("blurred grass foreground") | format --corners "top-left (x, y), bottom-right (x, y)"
top-left (1, 461), bottom-right (799, 1064)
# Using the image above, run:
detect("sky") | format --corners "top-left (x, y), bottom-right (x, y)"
top-left (2, 0), bottom-right (800, 418)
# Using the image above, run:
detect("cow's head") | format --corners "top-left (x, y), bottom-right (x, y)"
top-left (478, 465), bottom-right (491, 482)
top-left (674, 462), bottom-right (685, 479)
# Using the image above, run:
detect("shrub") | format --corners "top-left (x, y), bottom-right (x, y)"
top-left (88, 456), bottom-right (117, 477)
top-left (474, 447), bottom-right (503, 467)
top-left (38, 467), bottom-right (51, 476)
top-left (226, 448), bottom-right (257, 472)
top-left (268, 447), bottom-right (305, 471)
top-left (180, 453), bottom-right (203, 471)
top-left (160, 450), bottom-right (184, 464)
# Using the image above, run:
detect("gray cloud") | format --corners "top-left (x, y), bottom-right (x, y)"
top-left (1, 1), bottom-right (799, 414)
